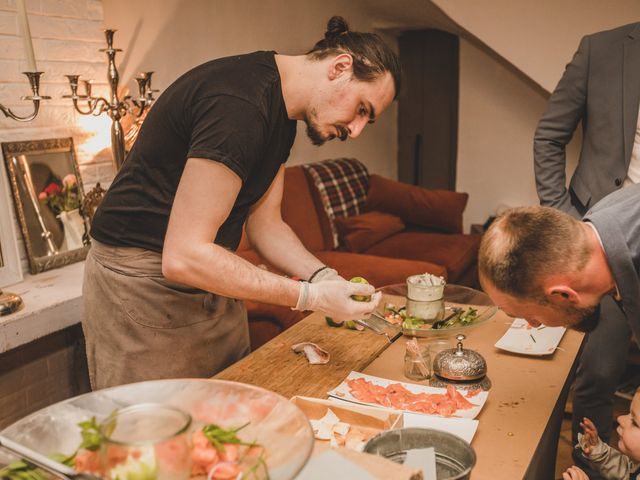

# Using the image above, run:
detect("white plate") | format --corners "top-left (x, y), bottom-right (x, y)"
top-left (494, 318), bottom-right (566, 356)
top-left (327, 371), bottom-right (488, 419)
top-left (401, 412), bottom-right (478, 443)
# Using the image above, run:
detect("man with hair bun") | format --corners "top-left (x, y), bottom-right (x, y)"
top-left (84, 16), bottom-right (401, 388)
top-left (478, 184), bottom-right (640, 341)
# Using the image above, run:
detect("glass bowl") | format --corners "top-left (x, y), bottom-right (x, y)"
top-left (377, 283), bottom-right (498, 338)
top-left (0, 379), bottom-right (314, 480)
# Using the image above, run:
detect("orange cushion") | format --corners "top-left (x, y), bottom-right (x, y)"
top-left (364, 175), bottom-right (468, 234)
top-left (334, 212), bottom-right (405, 253)
top-left (364, 231), bottom-right (481, 283)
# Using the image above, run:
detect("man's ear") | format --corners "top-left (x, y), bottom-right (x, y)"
top-left (328, 53), bottom-right (354, 80)
top-left (545, 284), bottom-right (580, 306)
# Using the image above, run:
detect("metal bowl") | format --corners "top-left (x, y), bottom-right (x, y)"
top-left (0, 378), bottom-right (314, 480)
top-left (363, 427), bottom-right (476, 480)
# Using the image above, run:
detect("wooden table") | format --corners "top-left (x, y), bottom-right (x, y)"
top-left (216, 307), bottom-right (584, 479)
top-left (216, 312), bottom-right (399, 398)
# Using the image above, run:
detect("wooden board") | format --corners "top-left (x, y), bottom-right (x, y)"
top-left (215, 312), bottom-right (397, 399)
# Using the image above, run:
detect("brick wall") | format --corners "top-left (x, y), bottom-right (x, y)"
top-left (0, 0), bottom-right (115, 272)
top-left (0, 324), bottom-right (90, 429)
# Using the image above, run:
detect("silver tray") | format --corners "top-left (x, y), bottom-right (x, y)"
top-left (377, 284), bottom-right (498, 338)
top-left (0, 378), bottom-right (314, 479)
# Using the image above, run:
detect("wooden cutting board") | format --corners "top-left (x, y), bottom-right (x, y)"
top-left (215, 311), bottom-right (399, 399)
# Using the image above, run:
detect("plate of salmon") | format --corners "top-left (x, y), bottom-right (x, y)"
top-left (328, 372), bottom-right (489, 419)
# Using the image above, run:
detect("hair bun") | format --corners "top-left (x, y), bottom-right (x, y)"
top-left (325, 16), bottom-right (349, 39)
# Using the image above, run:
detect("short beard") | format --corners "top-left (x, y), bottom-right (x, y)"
top-left (306, 121), bottom-right (327, 146)
top-left (304, 108), bottom-right (347, 146)
top-left (569, 303), bottom-right (601, 333)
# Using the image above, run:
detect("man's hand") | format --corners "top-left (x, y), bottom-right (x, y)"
top-left (295, 278), bottom-right (381, 322)
top-left (579, 417), bottom-right (599, 456)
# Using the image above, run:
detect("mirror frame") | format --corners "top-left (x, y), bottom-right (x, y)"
top-left (0, 165), bottom-right (23, 287)
top-left (2, 137), bottom-right (89, 274)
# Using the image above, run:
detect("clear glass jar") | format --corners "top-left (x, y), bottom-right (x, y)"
top-left (404, 346), bottom-right (432, 381)
top-left (99, 403), bottom-right (192, 480)
top-left (406, 274), bottom-right (445, 301)
top-left (406, 297), bottom-right (445, 321)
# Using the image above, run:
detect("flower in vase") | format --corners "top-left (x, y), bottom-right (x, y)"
top-left (43, 182), bottom-right (62, 195)
top-left (62, 174), bottom-right (77, 187)
top-left (40, 178), bottom-right (80, 215)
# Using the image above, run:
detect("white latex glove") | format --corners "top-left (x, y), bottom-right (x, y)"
top-left (309, 267), bottom-right (345, 283)
top-left (294, 279), bottom-right (381, 322)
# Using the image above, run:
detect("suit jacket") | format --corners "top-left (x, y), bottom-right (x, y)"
top-left (584, 184), bottom-right (640, 341)
top-left (534, 22), bottom-right (640, 218)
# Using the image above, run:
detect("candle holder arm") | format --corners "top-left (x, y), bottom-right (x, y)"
top-left (0, 72), bottom-right (49, 122)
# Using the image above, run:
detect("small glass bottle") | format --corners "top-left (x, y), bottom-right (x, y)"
top-left (404, 344), bottom-right (431, 381)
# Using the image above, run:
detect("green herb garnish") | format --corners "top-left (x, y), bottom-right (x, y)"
top-left (402, 316), bottom-right (426, 330)
top-left (202, 422), bottom-right (250, 452)
top-left (77, 416), bottom-right (102, 452)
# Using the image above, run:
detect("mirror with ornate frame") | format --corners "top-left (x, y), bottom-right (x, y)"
top-left (2, 138), bottom-right (89, 274)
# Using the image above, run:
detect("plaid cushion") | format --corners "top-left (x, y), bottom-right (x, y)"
top-left (302, 158), bottom-right (370, 248)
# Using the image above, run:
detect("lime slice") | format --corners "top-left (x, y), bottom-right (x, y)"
top-left (325, 316), bottom-right (344, 328)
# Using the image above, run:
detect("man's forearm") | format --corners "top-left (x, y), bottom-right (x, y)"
top-left (246, 217), bottom-right (325, 280)
top-left (162, 241), bottom-right (301, 306)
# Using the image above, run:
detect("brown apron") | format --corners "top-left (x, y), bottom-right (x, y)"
top-left (82, 240), bottom-right (250, 390)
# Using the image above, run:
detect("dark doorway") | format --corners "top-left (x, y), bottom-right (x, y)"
top-left (398, 29), bottom-right (459, 190)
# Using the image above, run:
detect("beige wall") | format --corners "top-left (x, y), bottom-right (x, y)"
top-left (434, 0), bottom-right (640, 93)
top-left (457, 39), bottom-right (549, 229)
top-left (457, 38), bottom-right (583, 230)
top-left (102, 0), bottom-right (399, 178)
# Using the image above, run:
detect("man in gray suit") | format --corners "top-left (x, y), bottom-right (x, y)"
top-left (534, 22), bottom-right (640, 476)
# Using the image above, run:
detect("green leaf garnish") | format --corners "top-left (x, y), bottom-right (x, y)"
top-left (202, 422), bottom-right (251, 452)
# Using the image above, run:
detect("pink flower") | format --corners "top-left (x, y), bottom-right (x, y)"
top-left (62, 174), bottom-right (77, 187)
top-left (38, 191), bottom-right (47, 201)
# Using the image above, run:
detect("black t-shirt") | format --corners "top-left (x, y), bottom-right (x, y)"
top-left (90, 51), bottom-right (297, 252)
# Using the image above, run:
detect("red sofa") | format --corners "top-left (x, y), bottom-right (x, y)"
top-left (237, 163), bottom-right (481, 349)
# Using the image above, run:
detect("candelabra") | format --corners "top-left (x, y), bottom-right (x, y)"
top-left (0, 72), bottom-right (50, 122)
top-left (64, 29), bottom-right (157, 171)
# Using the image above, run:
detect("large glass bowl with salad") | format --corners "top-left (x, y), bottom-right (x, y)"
top-left (0, 379), bottom-right (314, 480)
top-left (377, 283), bottom-right (498, 338)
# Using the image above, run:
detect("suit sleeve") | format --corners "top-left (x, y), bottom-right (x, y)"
top-left (533, 35), bottom-right (590, 219)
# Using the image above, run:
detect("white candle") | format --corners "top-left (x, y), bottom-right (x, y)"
top-left (16, 0), bottom-right (37, 72)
